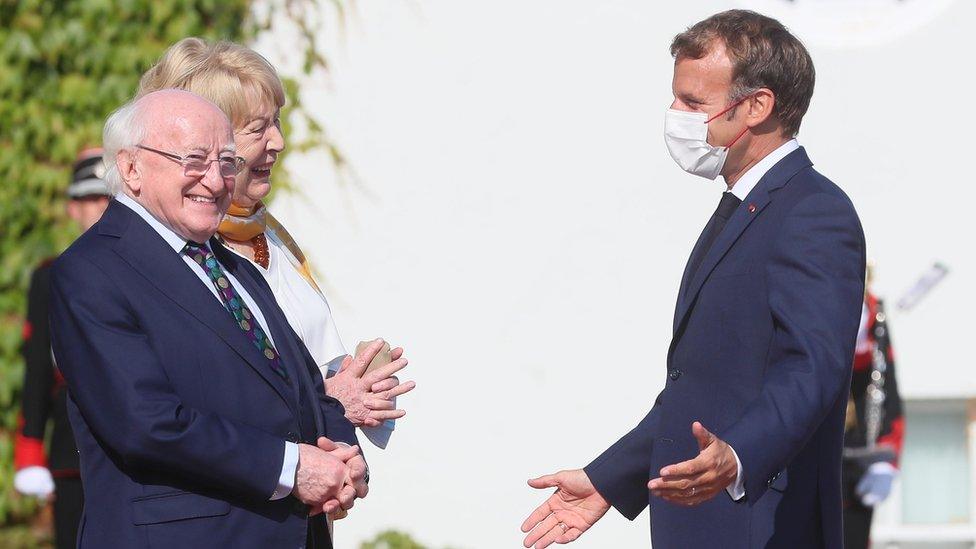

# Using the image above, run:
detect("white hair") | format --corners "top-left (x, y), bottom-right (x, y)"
top-left (101, 98), bottom-right (148, 195)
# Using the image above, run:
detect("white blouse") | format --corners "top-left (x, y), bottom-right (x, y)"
top-left (257, 230), bottom-right (346, 375)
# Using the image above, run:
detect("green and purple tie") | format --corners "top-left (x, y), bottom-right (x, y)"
top-left (184, 242), bottom-right (289, 382)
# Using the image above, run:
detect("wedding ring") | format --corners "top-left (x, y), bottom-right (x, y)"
top-left (691, 486), bottom-right (697, 496)
top-left (558, 522), bottom-right (569, 533)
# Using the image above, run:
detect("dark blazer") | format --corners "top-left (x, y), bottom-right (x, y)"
top-left (584, 148), bottom-right (865, 548)
top-left (49, 200), bottom-right (358, 549)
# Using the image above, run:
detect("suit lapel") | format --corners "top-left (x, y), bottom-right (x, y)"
top-left (672, 147), bottom-right (814, 335)
top-left (215, 241), bottom-right (328, 439)
top-left (212, 241), bottom-right (305, 407)
top-left (107, 203), bottom-right (296, 409)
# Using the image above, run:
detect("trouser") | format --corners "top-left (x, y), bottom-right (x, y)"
top-left (843, 500), bottom-right (874, 549)
top-left (53, 477), bottom-right (83, 549)
top-left (305, 515), bottom-right (334, 549)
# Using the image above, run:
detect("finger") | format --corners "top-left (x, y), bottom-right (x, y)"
top-left (659, 489), bottom-right (711, 506)
top-left (647, 474), bottom-right (704, 494)
top-left (350, 339), bottom-right (386, 377)
top-left (362, 358), bottom-right (408, 385)
top-left (527, 474), bottom-right (561, 490)
top-left (521, 497), bottom-right (557, 533)
top-left (336, 354), bottom-right (354, 374)
top-left (533, 516), bottom-right (573, 549)
top-left (337, 485), bottom-right (357, 511)
top-left (692, 421), bottom-right (714, 451)
top-left (347, 456), bottom-right (367, 480)
top-left (353, 478), bottom-right (369, 499)
top-left (367, 409), bottom-right (406, 421)
top-left (369, 377), bottom-right (399, 393)
top-left (316, 436), bottom-right (338, 452)
top-left (523, 510), bottom-right (560, 547)
top-left (364, 397), bottom-right (396, 411)
top-left (659, 455), bottom-right (708, 478)
top-left (330, 444), bottom-right (361, 463)
top-left (323, 499), bottom-right (340, 515)
top-left (363, 417), bottom-right (381, 428)
top-left (390, 347), bottom-right (404, 361)
top-left (520, 499), bottom-right (552, 533)
top-left (379, 380), bottom-right (416, 400)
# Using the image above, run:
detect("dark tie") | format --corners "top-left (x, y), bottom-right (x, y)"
top-left (684, 192), bottom-right (742, 294)
top-left (183, 242), bottom-right (289, 382)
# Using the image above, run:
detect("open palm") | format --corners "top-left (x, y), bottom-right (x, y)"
top-left (521, 469), bottom-right (611, 549)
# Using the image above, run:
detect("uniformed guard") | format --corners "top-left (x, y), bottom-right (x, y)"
top-left (843, 264), bottom-right (905, 549)
top-left (14, 148), bottom-right (112, 549)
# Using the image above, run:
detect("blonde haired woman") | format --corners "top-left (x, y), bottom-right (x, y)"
top-left (138, 38), bottom-right (414, 455)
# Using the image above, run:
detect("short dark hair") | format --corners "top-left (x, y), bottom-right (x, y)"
top-left (670, 10), bottom-right (814, 136)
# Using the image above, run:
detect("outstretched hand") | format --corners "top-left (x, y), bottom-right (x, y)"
top-left (648, 421), bottom-right (738, 506)
top-left (325, 339), bottom-right (416, 428)
top-left (521, 469), bottom-right (610, 549)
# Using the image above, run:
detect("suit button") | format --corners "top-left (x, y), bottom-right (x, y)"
top-left (668, 369), bottom-right (682, 381)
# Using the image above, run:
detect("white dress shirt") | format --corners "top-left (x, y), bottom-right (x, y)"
top-left (728, 139), bottom-right (799, 200)
top-left (115, 194), bottom-right (299, 501)
top-left (722, 138), bottom-right (800, 501)
top-left (224, 228), bottom-right (396, 449)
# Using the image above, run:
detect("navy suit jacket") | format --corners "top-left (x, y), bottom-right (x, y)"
top-left (584, 148), bottom-right (865, 548)
top-left (49, 200), bottom-right (358, 548)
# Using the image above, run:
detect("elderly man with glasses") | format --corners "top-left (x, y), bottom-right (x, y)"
top-left (49, 89), bottom-right (366, 549)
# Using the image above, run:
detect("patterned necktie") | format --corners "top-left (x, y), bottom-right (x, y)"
top-left (184, 241), bottom-right (289, 382)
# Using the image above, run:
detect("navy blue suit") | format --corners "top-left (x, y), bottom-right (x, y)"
top-left (584, 148), bottom-right (865, 548)
top-left (49, 200), bottom-right (358, 548)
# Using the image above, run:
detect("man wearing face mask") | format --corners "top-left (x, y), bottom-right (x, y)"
top-left (522, 10), bottom-right (865, 549)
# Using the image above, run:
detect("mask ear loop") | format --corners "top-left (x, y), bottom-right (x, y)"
top-left (704, 95), bottom-right (752, 149)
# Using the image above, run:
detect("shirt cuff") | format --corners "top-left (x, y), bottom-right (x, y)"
top-left (725, 444), bottom-right (746, 501)
top-left (271, 441), bottom-right (299, 500)
top-left (361, 421), bottom-right (395, 449)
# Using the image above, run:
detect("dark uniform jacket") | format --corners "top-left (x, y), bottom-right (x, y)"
top-left (16, 260), bottom-right (80, 477)
top-left (842, 292), bottom-right (904, 501)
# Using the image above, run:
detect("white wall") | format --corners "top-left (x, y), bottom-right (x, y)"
top-left (253, 1), bottom-right (975, 546)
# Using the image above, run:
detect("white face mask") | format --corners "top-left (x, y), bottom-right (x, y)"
top-left (664, 102), bottom-right (749, 181)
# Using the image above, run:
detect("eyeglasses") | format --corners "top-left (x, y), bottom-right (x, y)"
top-left (136, 144), bottom-right (245, 178)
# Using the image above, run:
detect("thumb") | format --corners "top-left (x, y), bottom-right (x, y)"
top-left (317, 436), bottom-right (338, 452)
top-left (527, 473), bottom-right (561, 490)
top-left (692, 421), bottom-right (714, 451)
top-left (332, 444), bottom-right (361, 462)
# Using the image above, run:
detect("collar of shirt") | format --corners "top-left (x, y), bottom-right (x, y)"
top-left (115, 193), bottom-right (191, 253)
top-left (115, 192), bottom-right (277, 350)
top-left (727, 139), bottom-right (799, 201)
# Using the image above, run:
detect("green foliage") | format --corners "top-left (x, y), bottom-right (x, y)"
top-left (360, 530), bottom-right (427, 549)
top-left (0, 0), bottom-right (348, 526)
top-left (359, 529), bottom-right (462, 549)
top-left (0, 523), bottom-right (51, 548)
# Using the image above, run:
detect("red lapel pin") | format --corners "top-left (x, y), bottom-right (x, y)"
top-left (748, 203), bottom-right (757, 213)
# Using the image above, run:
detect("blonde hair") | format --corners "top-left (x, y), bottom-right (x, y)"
top-left (138, 37), bottom-right (285, 127)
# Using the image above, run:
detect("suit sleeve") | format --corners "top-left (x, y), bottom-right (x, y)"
top-left (16, 265), bottom-right (54, 469)
top-left (583, 403), bottom-right (660, 520)
top-left (721, 193), bottom-right (865, 501)
top-left (49, 252), bottom-right (287, 502)
top-left (312, 369), bottom-right (358, 448)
